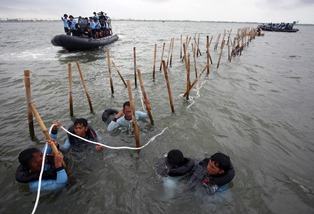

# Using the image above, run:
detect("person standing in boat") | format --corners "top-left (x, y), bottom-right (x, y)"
top-left (68, 15), bottom-right (77, 36)
top-left (99, 11), bottom-right (107, 37)
top-left (88, 17), bottom-right (96, 38)
top-left (61, 14), bottom-right (70, 35)
top-left (94, 17), bottom-right (101, 38)
top-left (93, 12), bottom-right (99, 21)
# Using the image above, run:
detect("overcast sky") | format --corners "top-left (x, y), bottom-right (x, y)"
top-left (1, 0), bottom-right (313, 24)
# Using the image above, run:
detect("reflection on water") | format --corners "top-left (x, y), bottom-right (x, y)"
top-left (0, 21), bottom-right (314, 214)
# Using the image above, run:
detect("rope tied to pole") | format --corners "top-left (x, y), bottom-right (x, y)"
top-left (57, 125), bottom-right (168, 150)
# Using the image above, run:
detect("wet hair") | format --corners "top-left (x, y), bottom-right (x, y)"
top-left (210, 152), bottom-right (231, 171)
top-left (74, 118), bottom-right (88, 127)
top-left (167, 149), bottom-right (184, 167)
top-left (123, 101), bottom-right (130, 109)
top-left (18, 148), bottom-right (40, 167)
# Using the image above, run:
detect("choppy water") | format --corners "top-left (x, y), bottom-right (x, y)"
top-left (0, 20), bottom-right (313, 214)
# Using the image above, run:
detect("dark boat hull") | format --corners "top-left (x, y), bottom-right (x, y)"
top-left (51, 34), bottom-right (119, 51)
top-left (260, 26), bottom-right (299, 33)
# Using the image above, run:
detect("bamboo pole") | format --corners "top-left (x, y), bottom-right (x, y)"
top-left (159, 42), bottom-right (166, 71)
top-left (137, 69), bottom-right (154, 125)
top-left (166, 39), bottom-right (172, 68)
top-left (29, 103), bottom-right (72, 178)
top-left (206, 36), bottom-right (210, 75)
top-left (180, 34), bottom-right (182, 59)
top-left (183, 43), bottom-right (187, 69)
top-left (186, 55), bottom-right (191, 100)
top-left (196, 34), bottom-right (202, 56)
top-left (112, 61), bottom-right (127, 88)
top-left (183, 64), bottom-right (208, 97)
top-left (193, 41), bottom-right (198, 78)
top-left (106, 49), bottom-right (114, 95)
top-left (221, 30), bottom-right (226, 49)
top-left (133, 47), bottom-right (137, 88)
top-left (207, 35), bottom-right (213, 65)
top-left (153, 44), bottom-right (157, 80)
top-left (217, 39), bottom-right (225, 68)
top-left (24, 70), bottom-right (35, 140)
top-left (227, 30), bottom-right (231, 62)
top-left (170, 38), bottom-right (174, 66)
top-left (68, 62), bottom-right (74, 117)
top-left (76, 62), bottom-right (94, 113)
top-left (162, 60), bottom-right (175, 113)
top-left (214, 33), bottom-right (221, 50)
top-left (126, 80), bottom-right (141, 148)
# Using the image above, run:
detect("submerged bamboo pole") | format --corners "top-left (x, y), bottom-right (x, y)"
top-left (133, 47), bottom-right (137, 88)
top-left (24, 70), bottom-right (35, 140)
top-left (112, 61), bottom-right (127, 88)
top-left (159, 42), bottom-right (166, 71)
top-left (217, 39), bottom-right (225, 68)
top-left (214, 33), bottom-right (221, 50)
top-left (170, 38), bottom-right (174, 66)
top-left (180, 34), bottom-right (182, 59)
top-left (162, 60), bottom-right (175, 113)
top-left (153, 44), bottom-right (157, 80)
top-left (106, 49), bottom-right (114, 95)
top-left (137, 69), bottom-right (154, 125)
top-left (183, 64), bottom-right (208, 97)
top-left (206, 36), bottom-right (210, 75)
top-left (126, 80), bottom-right (141, 148)
top-left (193, 41), bottom-right (198, 78)
top-left (29, 103), bottom-right (72, 179)
top-left (186, 55), bottom-right (191, 100)
top-left (76, 62), bottom-right (94, 113)
top-left (196, 34), bottom-right (202, 56)
top-left (166, 39), bottom-right (172, 68)
top-left (68, 62), bottom-right (74, 117)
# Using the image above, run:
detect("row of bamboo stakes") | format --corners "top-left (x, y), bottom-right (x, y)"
top-left (25, 27), bottom-right (263, 153)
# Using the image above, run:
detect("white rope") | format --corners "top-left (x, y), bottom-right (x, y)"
top-left (57, 125), bottom-right (168, 150)
top-left (179, 79), bottom-right (207, 110)
top-left (31, 143), bottom-right (48, 214)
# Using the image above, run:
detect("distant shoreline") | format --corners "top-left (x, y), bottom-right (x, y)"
top-left (0, 19), bottom-right (312, 25)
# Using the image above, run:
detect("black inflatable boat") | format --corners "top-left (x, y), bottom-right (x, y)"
top-left (51, 34), bottom-right (119, 51)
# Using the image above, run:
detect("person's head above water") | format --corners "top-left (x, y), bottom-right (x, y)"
top-left (207, 152), bottom-right (231, 175)
top-left (18, 147), bottom-right (43, 172)
top-left (167, 149), bottom-right (185, 168)
top-left (122, 101), bottom-right (132, 120)
top-left (73, 118), bottom-right (89, 137)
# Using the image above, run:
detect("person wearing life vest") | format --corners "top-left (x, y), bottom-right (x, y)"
top-left (15, 140), bottom-right (68, 192)
top-left (51, 118), bottom-right (103, 152)
top-left (61, 14), bottom-right (70, 35)
top-left (156, 149), bottom-right (195, 177)
top-left (106, 100), bottom-right (150, 132)
top-left (189, 152), bottom-right (235, 194)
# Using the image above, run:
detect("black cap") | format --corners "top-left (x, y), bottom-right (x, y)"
top-left (64, 14), bottom-right (68, 17)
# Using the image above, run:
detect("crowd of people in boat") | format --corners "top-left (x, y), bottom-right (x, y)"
top-left (61, 11), bottom-right (113, 39)
top-left (260, 21), bottom-right (297, 31)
